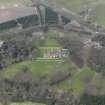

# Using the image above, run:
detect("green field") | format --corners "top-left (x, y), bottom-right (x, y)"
top-left (0, 102), bottom-right (45, 105)
top-left (89, 3), bottom-right (105, 26)
top-left (11, 102), bottom-right (45, 105)
top-left (54, 68), bottom-right (96, 96)
top-left (71, 68), bottom-right (96, 95)
top-left (0, 59), bottom-right (70, 78)
top-left (44, 31), bottom-right (60, 47)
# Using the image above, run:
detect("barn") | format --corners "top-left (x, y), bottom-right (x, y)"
top-left (0, 6), bottom-right (39, 31)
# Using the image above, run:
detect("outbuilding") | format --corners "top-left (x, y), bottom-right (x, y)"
top-left (0, 6), bottom-right (39, 31)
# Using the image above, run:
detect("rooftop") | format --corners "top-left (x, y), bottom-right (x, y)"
top-left (0, 6), bottom-right (38, 24)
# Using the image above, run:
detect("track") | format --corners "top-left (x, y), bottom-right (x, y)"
top-left (37, 0), bottom-right (98, 31)
top-left (37, 0), bottom-right (105, 36)
top-left (1, 0), bottom-right (105, 37)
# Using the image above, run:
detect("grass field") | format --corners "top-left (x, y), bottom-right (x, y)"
top-left (71, 68), bottom-right (96, 95)
top-left (44, 31), bottom-right (60, 47)
top-left (0, 102), bottom-right (45, 105)
top-left (11, 102), bottom-right (45, 105)
top-left (0, 59), bottom-right (70, 78)
top-left (89, 3), bottom-right (105, 26)
top-left (54, 68), bottom-right (96, 96)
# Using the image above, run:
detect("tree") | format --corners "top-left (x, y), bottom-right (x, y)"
top-left (0, 31), bottom-right (41, 69)
top-left (87, 47), bottom-right (105, 74)
top-left (58, 35), bottom-right (84, 67)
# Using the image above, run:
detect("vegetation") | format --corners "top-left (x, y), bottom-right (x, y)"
top-left (58, 33), bottom-right (84, 67)
top-left (0, 60), bottom-right (70, 78)
top-left (87, 47), bottom-right (105, 74)
top-left (0, 102), bottom-right (45, 105)
top-left (11, 102), bottom-right (45, 105)
top-left (0, 32), bottom-right (41, 69)
top-left (0, 0), bottom-right (105, 105)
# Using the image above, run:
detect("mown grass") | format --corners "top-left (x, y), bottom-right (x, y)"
top-left (44, 31), bottom-right (60, 47)
top-left (71, 68), bottom-right (96, 95)
top-left (0, 102), bottom-right (46, 105)
top-left (90, 3), bottom-right (105, 26)
top-left (11, 102), bottom-right (45, 105)
top-left (0, 59), bottom-right (70, 79)
top-left (54, 67), bottom-right (96, 95)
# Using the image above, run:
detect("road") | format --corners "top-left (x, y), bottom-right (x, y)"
top-left (38, 0), bottom-right (105, 36)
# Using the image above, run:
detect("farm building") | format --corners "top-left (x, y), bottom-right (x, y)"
top-left (0, 6), bottom-right (39, 31)
top-left (0, 4), bottom-right (71, 32)
top-left (45, 8), bottom-right (70, 25)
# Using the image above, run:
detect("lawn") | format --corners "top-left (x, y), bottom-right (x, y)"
top-left (0, 59), bottom-right (70, 78)
top-left (44, 31), bottom-right (60, 47)
top-left (0, 102), bottom-right (46, 105)
top-left (11, 102), bottom-right (45, 105)
top-left (89, 3), bottom-right (105, 26)
top-left (53, 68), bottom-right (96, 96)
top-left (45, 39), bottom-right (59, 47)
top-left (71, 68), bottom-right (96, 95)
